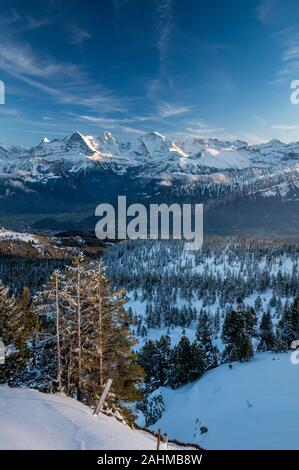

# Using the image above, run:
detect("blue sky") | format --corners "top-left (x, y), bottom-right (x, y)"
top-left (2, 0), bottom-right (299, 145)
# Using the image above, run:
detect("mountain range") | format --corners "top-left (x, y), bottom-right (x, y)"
top-left (0, 130), bottom-right (298, 236)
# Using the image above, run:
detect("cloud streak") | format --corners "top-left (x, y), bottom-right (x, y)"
top-left (158, 102), bottom-right (191, 117)
top-left (0, 38), bottom-right (126, 113)
top-left (274, 38), bottom-right (299, 81)
top-left (0, 11), bottom-right (51, 31)
top-left (147, 0), bottom-right (175, 101)
top-left (156, 0), bottom-right (173, 66)
top-left (69, 25), bottom-right (91, 45)
top-left (271, 124), bottom-right (299, 130)
top-left (256, 0), bottom-right (277, 25)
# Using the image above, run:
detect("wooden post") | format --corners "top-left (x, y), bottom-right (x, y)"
top-left (156, 428), bottom-right (161, 450)
top-left (93, 378), bottom-right (113, 416)
top-left (163, 433), bottom-right (168, 449)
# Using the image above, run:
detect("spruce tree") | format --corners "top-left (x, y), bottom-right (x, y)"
top-left (257, 312), bottom-right (275, 351)
top-left (0, 284), bottom-right (18, 383)
top-left (170, 336), bottom-right (205, 388)
top-left (0, 284), bottom-right (38, 385)
top-left (138, 339), bottom-right (157, 387)
top-left (275, 298), bottom-right (299, 351)
top-left (81, 265), bottom-right (144, 406)
top-left (138, 335), bottom-right (171, 389)
top-left (239, 335), bottom-right (254, 362)
top-left (196, 312), bottom-right (218, 370)
top-left (221, 309), bottom-right (254, 363)
top-left (153, 335), bottom-right (172, 387)
top-left (243, 307), bottom-right (257, 337)
top-left (31, 270), bottom-right (66, 392)
top-left (30, 259), bottom-right (144, 419)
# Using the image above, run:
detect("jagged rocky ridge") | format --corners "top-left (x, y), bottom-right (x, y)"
top-left (0, 130), bottom-right (299, 194)
top-left (0, 131), bottom-right (298, 234)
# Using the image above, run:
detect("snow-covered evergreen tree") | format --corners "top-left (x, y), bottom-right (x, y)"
top-left (196, 312), bottom-right (218, 370)
top-left (257, 312), bottom-right (275, 351)
top-left (222, 310), bottom-right (254, 362)
top-left (276, 298), bottom-right (299, 351)
top-left (170, 336), bottom-right (205, 388)
top-left (0, 284), bottom-right (38, 385)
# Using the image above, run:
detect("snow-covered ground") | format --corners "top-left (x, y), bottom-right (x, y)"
top-left (0, 228), bottom-right (39, 244)
top-left (144, 352), bottom-right (299, 450)
top-left (0, 386), bottom-right (185, 450)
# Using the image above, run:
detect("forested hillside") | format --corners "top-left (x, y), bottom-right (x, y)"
top-left (103, 237), bottom-right (299, 424)
top-left (0, 230), bottom-right (298, 447)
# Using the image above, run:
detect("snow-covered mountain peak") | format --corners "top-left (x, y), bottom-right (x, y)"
top-left (0, 143), bottom-right (24, 162)
top-left (102, 130), bottom-right (116, 142)
top-left (147, 131), bottom-right (165, 140)
top-left (268, 138), bottom-right (285, 146)
top-left (139, 131), bottom-right (166, 152)
top-left (66, 130), bottom-right (92, 147)
top-left (70, 130), bottom-right (84, 139)
top-left (1, 130), bottom-right (299, 184)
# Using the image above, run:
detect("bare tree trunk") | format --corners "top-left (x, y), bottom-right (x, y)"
top-left (67, 350), bottom-right (72, 395)
top-left (76, 269), bottom-right (82, 400)
top-left (55, 272), bottom-right (62, 392)
top-left (98, 281), bottom-right (103, 388)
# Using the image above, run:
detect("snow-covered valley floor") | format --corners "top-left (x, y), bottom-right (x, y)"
top-left (147, 352), bottom-right (299, 450)
top-left (0, 386), bottom-right (183, 450)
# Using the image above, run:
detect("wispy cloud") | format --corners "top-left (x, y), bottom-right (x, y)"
top-left (158, 102), bottom-right (191, 117)
top-left (0, 11), bottom-right (51, 31)
top-left (66, 112), bottom-right (147, 136)
top-left (171, 120), bottom-right (225, 138)
top-left (156, 0), bottom-right (173, 66)
top-left (69, 25), bottom-right (91, 45)
top-left (282, 43), bottom-right (299, 62)
top-left (42, 116), bottom-right (54, 121)
top-left (0, 40), bottom-right (83, 79)
top-left (185, 126), bottom-right (224, 136)
top-left (0, 38), bottom-right (126, 113)
top-left (22, 15), bottom-right (51, 31)
top-left (68, 113), bottom-right (154, 125)
top-left (267, 23), bottom-right (299, 83)
top-left (204, 42), bottom-right (233, 52)
top-left (112, 0), bottom-right (129, 14)
top-left (147, 0), bottom-right (174, 100)
top-left (69, 114), bottom-right (130, 125)
top-left (273, 37), bottom-right (299, 82)
top-left (69, 101), bottom-right (191, 127)
top-left (120, 126), bottom-right (145, 135)
top-left (271, 124), bottom-right (299, 130)
top-left (0, 108), bottom-right (20, 117)
top-left (256, 0), bottom-right (277, 25)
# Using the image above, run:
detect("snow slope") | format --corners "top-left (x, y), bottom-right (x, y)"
top-left (147, 352), bottom-right (299, 450)
top-left (0, 386), bottom-right (186, 450)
